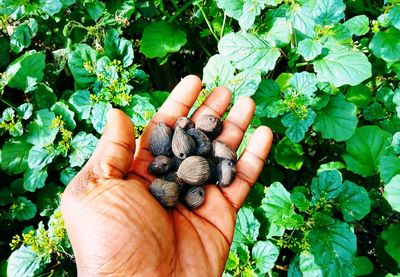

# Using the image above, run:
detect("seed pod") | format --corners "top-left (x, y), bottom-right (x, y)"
top-left (172, 126), bottom-right (196, 159)
top-left (149, 122), bottom-right (172, 156)
top-left (177, 156), bottom-right (210, 186)
top-left (149, 179), bottom-right (180, 208)
top-left (184, 186), bottom-right (206, 209)
top-left (172, 156), bottom-right (183, 171)
top-left (148, 156), bottom-right (172, 176)
top-left (174, 117), bottom-right (195, 130)
top-left (163, 171), bottom-right (184, 187)
top-left (216, 159), bottom-right (236, 187)
top-left (195, 114), bottom-right (222, 138)
top-left (213, 140), bottom-right (237, 161)
top-left (207, 158), bottom-right (218, 184)
top-left (187, 128), bottom-right (211, 156)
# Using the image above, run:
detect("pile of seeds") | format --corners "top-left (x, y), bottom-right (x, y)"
top-left (148, 114), bottom-right (237, 209)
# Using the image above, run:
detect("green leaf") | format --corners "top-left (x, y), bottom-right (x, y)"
top-left (5, 51), bottom-right (45, 90)
top-left (291, 6), bottom-right (316, 38)
top-left (60, 167), bottom-right (77, 185)
top-left (297, 38), bottom-right (322, 61)
top-left (383, 175), bottom-right (400, 213)
top-left (26, 109), bottom-right (59, 148)
top-left (17, 103), bottom-right (33, 120)
top-left (238, 0), bottom-right (265, 31)
top-left (69, 90), bottom-right (92, 120)
top-left (379, 154), bottom-right (400, 184)
top-left (311, 170), bottom-right (343, 201)
top-left (381, 223), bottom-right (400, 268)
top-left (369, 27), bottom-right (400, 62)
top-left (7, 246), bottom-right (42, 277)
top-left (313, 0), bottom-right (346, 25)
top-left (274, 137), bottom-right (304, 170)
top-left (281, 109), bottom-right (316, 143)
top-left (202, 54), bottom-right (235, 89)
top-left (140, 21), bottom-right (186, 58)
top-left (389, 5), bottom-right (400, 30)
top-left (123, 94), bottom-right (156, 127)
top-left (28, 146), bottom-right (55, 170)
top-left (261, 182), bottom-right (298, 228)
top-left (104, 28), bottom-right (134, 68)
top-left (69, 131), bottom-right (99, 167)
top-left (225, 251), bottom-right (239, 271)
top-left (217, 0), bottom-right (243, 20)
top-left (51, 102), bottom-right (76, 130)
top-left (23, 168), bottom-right (48, 192)
top-left (252, 241), bottom-right (279, 273)
top-left (10, 24), bottom-right (31, 53)
top-left (90, 101), bottom-right (112, 134)
top-left (308, 220), bottom-right (356, 276)
top-left (314, 94), bottom-right (358, 141)
top-left (392, 132), bottom-right (400, 154)
top-left (10, 196), bottom-right (37, 221)
top-left (264, 17), bottom-right (291, 47)
top-left (343, 126), bottom-right (392, 177)
top-left (39, 0), bottom-right (62, 16)
top-left (218, 32), bottom-right (280, 74)
top-left (291, 192), bottom-right (310, 212)
top-left (299, 252), bottom-right (323, 277)
top-left (337, 181), bottom-right (370, 222)
top-left (313, 48), bottom-right (372, 87)
top-left (291, 71), bottom-right (318, 96)
top-left (68, 44), bottom-right (98, 88)
top-left (355, 256), bottom-right (374, 276)
top-left (1, 137), bottom-right (31, 175)
top-left (343, 15), bottom-right (370, 36)
top-left (252, 79), bottom-right (281, 118)
top-left (84, 0), bottom-right (104, 21)
top-left (345, 84), bottom-right (371, 108)
top-left (30, 83), bottom-right (57, 109)
top-left (227, 69), bottom-right (262, 101)
top-left (233, 207), bottom-right (260, 245)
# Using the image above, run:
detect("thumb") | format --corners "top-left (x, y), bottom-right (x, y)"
top-left (86, 108), bottom-right (136, 179)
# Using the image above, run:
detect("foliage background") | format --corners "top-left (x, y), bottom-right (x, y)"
top-left (0, 0), bottom-right (400, 276)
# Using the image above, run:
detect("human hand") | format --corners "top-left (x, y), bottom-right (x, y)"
top-left (60, 75), bottom-right (273, 276)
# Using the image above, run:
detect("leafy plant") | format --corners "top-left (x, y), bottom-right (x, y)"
top-left (0, 0), bottom-right (400, 276)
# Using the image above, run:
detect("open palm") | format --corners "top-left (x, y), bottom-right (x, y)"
top-left (60, 76), bottom-right (273, 276)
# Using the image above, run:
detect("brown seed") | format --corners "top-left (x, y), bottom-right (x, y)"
top-left (195, 114), bottom-right (222, 138)
top-left (172, 156), bottom-right (183, 171)
top-left (172, 126), bottom-right (196, 159)
top-left (184, 186), bottom-right (206, 209)
top-left (149, 122), bottom-right (172, 156)
top-left (177, 156), bottom-right (210, 186)
top-left (174, 117), bottom-right (195, 130)
top-left (149, 179), bottom-right (180, 208)
top-left (163, 171), bottom-right (184, 187)
top-left (148, 156), bottom-right (172, 176)
top-left (212, 140), bottom-right (237, 161)
top-left (207, 158), bottom-right (218, 184)
top-left (216, 159), bottom-right (236, 187)
top-left (187, 128), bottom-right (211, 156)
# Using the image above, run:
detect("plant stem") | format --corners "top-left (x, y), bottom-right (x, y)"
top-left (296, 62), bottom-right (308, 67)
top-left (220, 12), bottom-right (226, 38)
top-left (198, 41), bottom-right (212, 57)
top-left (0, 97), bottom-right (17, 109)
top-left (168, 0), bottom-right (197, 23)
top-left (196, 4), bottom-right (219, 42)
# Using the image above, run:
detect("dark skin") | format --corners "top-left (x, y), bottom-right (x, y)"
top-left (60, 76), bottom-right (273, 276)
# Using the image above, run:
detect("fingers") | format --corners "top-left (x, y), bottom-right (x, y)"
top-left (131, 75), bottom-right (202, 181)
top-left (190, 86), bottom-right (232, 121)
top-left (86, 109), bottom-right (136, 179)
top-left (216, 97), bottom-right (255, 150)
top-left (221, 126), bottom-right (273, 211)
